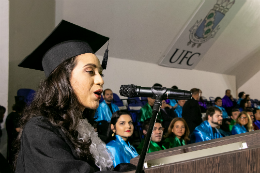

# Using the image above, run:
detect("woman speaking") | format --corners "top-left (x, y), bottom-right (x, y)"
top-left (15, 20), bottom-right (132, 173)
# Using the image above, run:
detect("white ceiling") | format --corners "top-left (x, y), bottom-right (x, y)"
top-left (56, 0), bottom-right (260, 88)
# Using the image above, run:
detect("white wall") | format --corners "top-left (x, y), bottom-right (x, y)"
top-left (9, 0), bottom-right (55, 113)
top-left (97, 56), bottom-right (236, 100)
top-left (0, 0), bottom-right (9, 156)
top-left (238, 70), bottom-right (260, 100)
top-left (0, 0), bottom-right (9, 127)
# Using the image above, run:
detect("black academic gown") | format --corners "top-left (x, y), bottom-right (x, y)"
top-left (15, 116), bottom-right (118, 173)
top-left (182, 97), bottom-right (202, 134)
top-left (160, 108), bottom-right (177, 133)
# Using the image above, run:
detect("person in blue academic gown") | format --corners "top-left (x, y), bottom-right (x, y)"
top-left (237, 92), bottom-right (246, 106)
top-left (231, 111), bottom-right (253, 135)
top-left (106, 111), bottom-right (139, 168)
top-left (239, 99), bottom-right (248, 112)
top-left (168, 85), bottom-right (179, 108)
top-left (94, 89), bottom-right (119, 122)
top-left (214, 97), bottom-right (228, 119)
top-left (174, 100), bottom-right (186, 118)
top-left (191, 107), bottom-right (223, 143)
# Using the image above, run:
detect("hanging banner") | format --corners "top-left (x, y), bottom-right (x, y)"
top-left (159, 0), bottom-right (245, 69)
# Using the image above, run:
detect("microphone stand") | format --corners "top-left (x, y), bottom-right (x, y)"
top-left (135, 86), bottom-right (167, 173)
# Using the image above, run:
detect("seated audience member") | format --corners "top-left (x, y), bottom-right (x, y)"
top-left (94, 89), bottom-right (119, 122)
top-left (139, 94), bottom-right (162, 123)
top-left (160, 100), bottom-right (177, 133)
top-left (237, 92), bottom-right (246, 105)
top-left (215, 96), bottom-right (232, 134)
top-left (174, 100), bottom-right (186, 118)
top-left (0, 105), bottom-right (6, 144)
top-left (239, 99), bottom-right (248, 112)
top-left (163, 118), bottom-right (190, 149)
top-left (182, 88), bottom-right (202, 134)
top-left (6, 100), bottom-right (26, 164)
top-left (136, 119), bottom-right (165, 154)
top-left (229, 108), bottom-right (240, 131)
top-left (198, 90), bottom-right (207, 113)
top-left (214, 97), bottom-right (228, 119)
top-left (191, 107), bottom-right (223, 143)
top-left (231, 111), bottom-right (253, 135)
top-left (168, 86), bottom-right (178, 108)
top-left (222, 89), bottom-right (236, 115)
top-left (245, 94), bottom-right (250, 101)
top-left (247, 100), bottom-right (252, 108)
top-left (245, 108), bottom-right (254, 122)
top-left (253, 108), bottom-right (260, 130)
top-left (106, 111), bottom-right (138, 168)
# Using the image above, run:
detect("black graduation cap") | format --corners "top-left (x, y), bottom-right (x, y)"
top-left (18, 20), bottom-right (109, 77)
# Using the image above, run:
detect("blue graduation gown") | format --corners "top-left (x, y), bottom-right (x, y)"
top-left (94, 100), bottom-right (119, 122)
top-left (237, 98), bottom-right (242, 105)
top-left (231, 124), bottom-right (248, 135)
top-left (191, 121), bottom-right (223, 143)
top-left (106, 135), bottom-right (139, 168)
top-left (174, 105), bottom-right (183, 118)
top-left (169, 99), bottom-right (177, 107)
top-left (214, 105), bottom-right (228, 119)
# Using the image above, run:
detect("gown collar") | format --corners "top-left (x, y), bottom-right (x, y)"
top-left (115, 135), bottom-right (138, 157)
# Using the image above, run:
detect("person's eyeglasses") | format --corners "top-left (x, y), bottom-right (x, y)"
top-left (240, 116), bottom-right (248, 119)
top-left (153, 127), bottom-right (164, 132)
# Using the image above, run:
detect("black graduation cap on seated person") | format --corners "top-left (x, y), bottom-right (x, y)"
top-left (18, 20), bottom-right (109, 77)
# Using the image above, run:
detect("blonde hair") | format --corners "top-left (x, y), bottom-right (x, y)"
top-left (236, 111), bottom-right (254, 132)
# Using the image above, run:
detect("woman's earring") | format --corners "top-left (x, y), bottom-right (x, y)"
top-left (112, 133), bottom-right (115, 137)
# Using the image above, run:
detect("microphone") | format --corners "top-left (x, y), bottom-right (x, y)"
top-left (120, 84), bottom-right (191, 100)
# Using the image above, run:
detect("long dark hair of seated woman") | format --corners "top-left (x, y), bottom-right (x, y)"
top-left (14, 57), bottom-right (96, 169)
top-left (106, 110), bottom-right (133, 143)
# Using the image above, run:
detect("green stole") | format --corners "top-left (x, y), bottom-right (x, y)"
top-left (139, 103), bottom-right (162, 122)
top-left (229, 119), bottom-right (236, 131)
top-left (137, 139), bottom-right (165, 154)
top-left (162, 136), bottom-right (185, 149)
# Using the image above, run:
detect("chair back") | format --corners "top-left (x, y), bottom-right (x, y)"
top-left (17, 89), bottom-right (36, 105)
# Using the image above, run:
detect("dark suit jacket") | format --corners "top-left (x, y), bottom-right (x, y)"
top-left (182, 97), bottom-right (202, 134)
top-left (160, 108), bottom-right (177, 133)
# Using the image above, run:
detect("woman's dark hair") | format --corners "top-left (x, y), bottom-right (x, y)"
top-left (238, 92), bottom-right (245, 98)
top-left (106, 110), bottom-right (133, 142)
top-left (14, 57), bottom-right (96, 169)
top-left (240, 99), bottom-right (247, 109)
top-left (214, 97), bottom-right (222, 103)
top-left (164, 118), bottom-right (190, 143)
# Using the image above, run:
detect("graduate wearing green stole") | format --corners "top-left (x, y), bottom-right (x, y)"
top-left (137, 118), bottom-right (165, 154)
top-left (229, 119), bottom-right (236, 131)
top-left (163, 117), bottom-right (190, 149)
top-left (136, 139), bottom-right (166, 154)
top-left (162, 136), bottom-right (185, 149)
top-left (139, 103), bottom-right (162, 122)
top-left (229, 109), bottom-right (240, 131)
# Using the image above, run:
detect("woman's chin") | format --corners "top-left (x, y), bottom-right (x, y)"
top-left (83, 101), bottom-right (99, 110)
